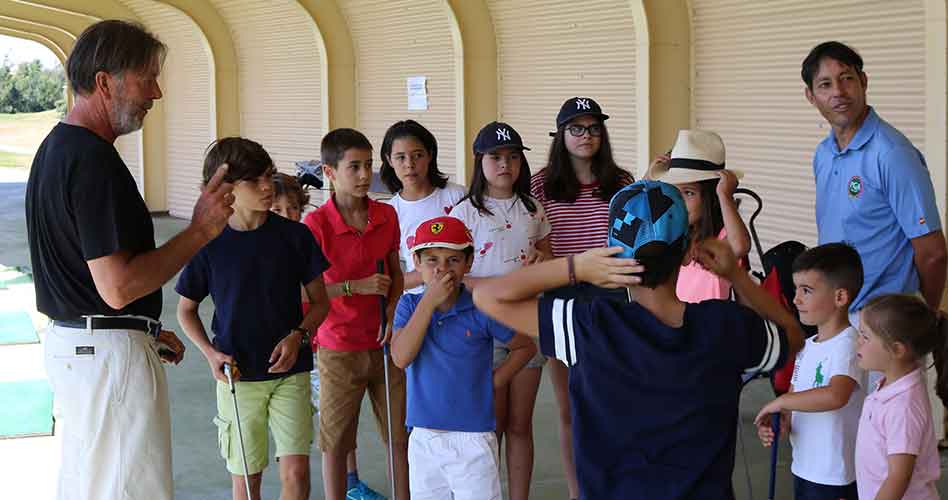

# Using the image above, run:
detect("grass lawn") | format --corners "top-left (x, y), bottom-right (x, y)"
top-left (0, 151), bottom-right (31, 169)
top-left (0, 110), bottom-right (59, 153)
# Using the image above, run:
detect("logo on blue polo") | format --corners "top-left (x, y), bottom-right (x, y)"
top-left (848, 176), bottom-right (862, 198)
top-left (496, 128), bottom-right (511, 142)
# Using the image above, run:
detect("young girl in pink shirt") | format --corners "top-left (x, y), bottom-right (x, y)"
top-left (646, 130), bottom-right (750, 302)
top-left (855, 294), bottom-right (946, 500)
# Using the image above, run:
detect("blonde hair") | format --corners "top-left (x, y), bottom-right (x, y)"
top-left (272, 172), bottom-right (309, 207)
top-left (862, 294), bottom-right (948, 403)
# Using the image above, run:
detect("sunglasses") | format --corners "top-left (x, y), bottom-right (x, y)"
top-left (566, 123), bottom-right (603, 137)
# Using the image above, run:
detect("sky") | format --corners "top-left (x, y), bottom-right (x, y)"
top-left (0, 34), bottom-right (61, 69)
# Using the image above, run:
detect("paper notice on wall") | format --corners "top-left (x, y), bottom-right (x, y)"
top-left (407, 76), bottom-right (428, 111)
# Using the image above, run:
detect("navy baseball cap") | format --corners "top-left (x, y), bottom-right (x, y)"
top-left (555, 96), bottom-right (610, 129)
top-left (608, 180), bottom-right (689, 259)
top-left (473, 121), bottom-right (531, 154)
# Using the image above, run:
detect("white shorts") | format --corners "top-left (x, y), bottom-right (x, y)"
top-left (408, 427), bottom-right (502, 500)
top-left (44, 324), bottom-right (173, 500)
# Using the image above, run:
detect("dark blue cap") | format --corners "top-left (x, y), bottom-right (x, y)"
top-left (555, 96), bottom-right (610, 129)
top-left (473, 121), bottom-right (530, 154)
top-left (608, 180), bottom-right (689, 258)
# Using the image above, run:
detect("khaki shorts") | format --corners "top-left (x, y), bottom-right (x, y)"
top-left (214, 372), bottom-right (314, 475)
top-left (317, 347), bottom-right (407, 453)
top-left (492, 338), bottom-right (546, 370)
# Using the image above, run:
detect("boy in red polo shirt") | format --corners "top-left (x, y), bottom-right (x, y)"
top-left (303, 128), bottom-right (408, 500)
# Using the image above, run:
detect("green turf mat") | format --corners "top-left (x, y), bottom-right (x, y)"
top-left (0, 311), bottom-right (37, 345)
top-left (0, 379), bottom-right (54, 438)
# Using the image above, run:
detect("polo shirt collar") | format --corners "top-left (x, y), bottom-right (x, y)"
top-left (437, 286), bottom-right (476, 318)
top-left (872, 366), bottom-right (925, 404)
top-left (324, 194), bottom-right (391, 236)
top-left (828, 106), bottom-right (879, 155)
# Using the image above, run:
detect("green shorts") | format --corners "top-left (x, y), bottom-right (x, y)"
top-left (214, 372), bottom-right (314, 475)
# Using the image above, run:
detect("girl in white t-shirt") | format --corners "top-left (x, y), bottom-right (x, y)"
top-left (451, 121), bottom-right (551, 500)
top-left (381, 120), bottom-right (465, 294)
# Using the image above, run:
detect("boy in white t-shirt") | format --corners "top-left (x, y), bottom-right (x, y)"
top-left (755, 242), bottom-right (867, 499)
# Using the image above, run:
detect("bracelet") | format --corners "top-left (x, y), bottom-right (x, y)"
top-left (566, 255), bottom-right (577, 286)
top-left (343, 280), bottom-right (352, 297)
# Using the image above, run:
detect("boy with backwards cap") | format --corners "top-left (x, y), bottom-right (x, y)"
top-left (473, 180), bottom-right (805, 499)
top-left (390, 216), bottom-right (537, 500)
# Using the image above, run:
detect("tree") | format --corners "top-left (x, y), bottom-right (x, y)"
top-left (0, 58), bottom-right (65, 113)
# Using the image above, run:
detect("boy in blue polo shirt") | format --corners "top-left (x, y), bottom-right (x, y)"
top-left (473, 180), bottom-right (806, 499)
top-left (391, 216), bottom-right (537, 500)
top-left (176, 137), bottom-right (331, 500)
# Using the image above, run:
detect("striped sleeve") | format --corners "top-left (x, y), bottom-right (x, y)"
top-left (739, 309), bottom-right (788, 376)
top-left (538, 296), bottom-right (581, 366)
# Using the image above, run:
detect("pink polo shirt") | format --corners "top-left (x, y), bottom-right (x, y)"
top-left (855, 367), bottom-right (940, 500)
top-left (304, 195), bottom-right (400, 352)
top-left (677, 229), bottom-right (732, 303)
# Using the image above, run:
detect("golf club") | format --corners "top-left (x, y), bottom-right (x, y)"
top-left (224, 363), bottom-right (254, 500)
top-left (377, 259), bottom-right (398, 500)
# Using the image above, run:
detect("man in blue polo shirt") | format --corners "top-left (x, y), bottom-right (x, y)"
top-left (804, 41), bottom-right (947, 317)
top-left (804, 41), bottom-right (948, 437)
top-left (473, 180), bottom-right (805, 499)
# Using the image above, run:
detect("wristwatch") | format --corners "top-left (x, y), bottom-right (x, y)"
top-left (290, 327), bottom-right (310, 345)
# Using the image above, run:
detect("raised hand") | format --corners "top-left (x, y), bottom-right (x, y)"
top-left (191, 164), bottom-right (235, 241)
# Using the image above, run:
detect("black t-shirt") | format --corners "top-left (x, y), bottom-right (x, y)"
top-left (175, 213), bottom-right (329, 381)
top-left (26, 123), bottom-right (161, 320)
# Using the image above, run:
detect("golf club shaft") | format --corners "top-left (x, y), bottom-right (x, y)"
top-left (378, 260), bottom-right (397, 500)
top-left (225, 363), bottom-right (254, 500)
top-left (769, 412), bottom-right (781, 500)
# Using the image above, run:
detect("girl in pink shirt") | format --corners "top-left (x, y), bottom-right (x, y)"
top-left (855, 294), bottom-right (946, 500)
top-left (646, 130), bottom-right (750, 303)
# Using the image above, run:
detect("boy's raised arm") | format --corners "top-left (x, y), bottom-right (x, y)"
top-left (473, 247), bottom-right (643, 337)
top-left (391, 273), bottom-right (452, 368)
top-left (695, 239), bottom-right (805, 354)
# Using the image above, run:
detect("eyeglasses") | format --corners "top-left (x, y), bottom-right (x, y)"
top-left (566, 124), bottom-right (603, 137)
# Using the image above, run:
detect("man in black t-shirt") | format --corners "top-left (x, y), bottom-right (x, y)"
top-left (25, 20), bottom-right (234, 500)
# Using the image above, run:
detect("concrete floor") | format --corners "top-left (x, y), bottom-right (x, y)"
top-left (2, 176), bottom-right (947, 499)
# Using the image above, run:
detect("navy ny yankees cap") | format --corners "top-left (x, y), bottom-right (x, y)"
top-left (555, 96), bottom-right (610, 129)
top-left (473, 121), bottom-right (531, 154)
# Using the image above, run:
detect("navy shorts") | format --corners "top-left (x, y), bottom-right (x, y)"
top-left (793, 475), bottom-right (858, 500)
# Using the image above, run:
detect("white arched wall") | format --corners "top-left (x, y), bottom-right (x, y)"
top-left (690, 0), bottom-right (933, 259)
top-left (486, 0), bottom-right (647, 177)
top-left (120, 0), bottom-right (216, 218)
top-left (209, 0), bottom-right (326, 202)
top-left (336, 0), bottom-right (461, 183)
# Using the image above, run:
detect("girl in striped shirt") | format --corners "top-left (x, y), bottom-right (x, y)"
top-left (529, 96), bottom-right (633, 500)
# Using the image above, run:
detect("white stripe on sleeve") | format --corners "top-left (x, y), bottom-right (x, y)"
top-left (745, 321), bottom-right (781, 374)
top-left (566, 299), bottom-right (577, 365)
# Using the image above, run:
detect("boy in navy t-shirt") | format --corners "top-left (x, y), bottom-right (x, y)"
top-left (473, 180), bottom-right (805, 499)
top-left (176, 137), bottom-right (330, 500)
top-left (391, 216), bottom-right (537, 500)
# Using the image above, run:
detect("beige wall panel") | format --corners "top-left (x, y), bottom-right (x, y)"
top-left (114, 130), bottom-right (142, 194)
top-left (488, 0), bottom-right (641, 176)
top-left (336, 0), bottom-right (459, 182)
top-left (122, 0), bottom-right (215, 218)
top-left (692, 0), bottom-right (927, 259)
top-left (211, 0), bottom-right (325, 203)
